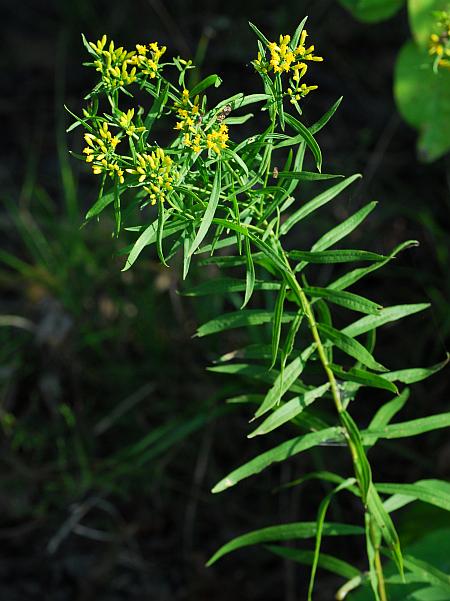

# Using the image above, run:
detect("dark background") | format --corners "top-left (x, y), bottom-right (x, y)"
top-left (1, 1), bottom-right (449, 599)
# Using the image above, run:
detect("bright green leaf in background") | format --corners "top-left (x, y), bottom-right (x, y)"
top-left (408, 0), bottom-right (450, 46)
top-left (339, 0), bottom-right (405, 23)
top-left (394, 40), bottom-right (450, 161)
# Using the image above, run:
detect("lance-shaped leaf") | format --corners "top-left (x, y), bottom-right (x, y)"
top-left (330, 240), bottom-right (419, 291)
top-left (367, 483), bottom-right (403, 576)
top-left (289, 249), bottom-right (387, 264)
top-left (330, 364), bottom-right (398, 394)
top-left (183, 277), bottom-right (279, 296)
top-left (312, 201), bottom-right (377, 252)
top-left (123, 219), bottom-right (187, 271)
top-left (280, 174), bottom-right (361, 236)
top-left (304, 286), bottom-right (382, 315)
top-left (308, 478), bottom-right (357, 601)
top-left (196, 309), bottom-right (297, 337)
top-left (255, 344), bottom-right (316, 418)
top-left (284, 113), bottom-right (322, 171)
top-left (402, 555), bottom-right (450, 595)
top-left (379, 479), bottom-right (450, 514)
top-left (317, 323), bottom-right (387, 371)
top-left (249, 383), bottom-right (330, 437)
top-left (362, 412), bottom-right (450, 444)
top-left (383, 355), bottom-right (449, 384)
top-left (267, 545), bottom-right (360, 580)
top-left (188, 162), bottom-right (222, 257)
top-left (342, 303), bottom-right (430, 338)
top-left (271, 283), bottom-right (287, 367)
top-left (212, 426), bottom-right (343, 493)
top-left (309, 96), bottom-right (343, 134)
top-left (207, 520), bottom-right (363, 565)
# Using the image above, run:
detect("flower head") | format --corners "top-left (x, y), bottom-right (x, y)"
top-left (126, 148), bottom-right (174, 205)
top-left (83, 123), bottom-right (124, 182)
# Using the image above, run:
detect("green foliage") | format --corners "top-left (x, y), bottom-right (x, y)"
top-left (394, 41), bottom-right (450, 161)
top-left (70, 18), bottom-right (449, 601)
top-left (339, 0), bottom-right (450, 161)
top-left (339, 0), bottom-right (405, 23)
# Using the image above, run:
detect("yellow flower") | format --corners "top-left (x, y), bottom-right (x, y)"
top-left (118, 108), bottom-right (145, 136)
top-left (254, 29), bottom-right (323, 78)
top-left (82, 123), bottom-right (123, 181)
top-left (206, 123), bottom-right (229, 154)
top-left (125, 149), bottom-right (174, 205)
top-left (131, 41), bottom-right (166, 78)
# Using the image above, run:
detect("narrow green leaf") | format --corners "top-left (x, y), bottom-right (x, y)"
top-left (402, 555), bottom-right (450, 594)
top-left (289, 249), bottom-right (387, 264)
top-left (284, 113), bottom-right (322, 171)
top-left (156, 200), bottom-right (168, 267)
top-left (190, 74), bottom-right (222, 97)
top-left (248, 21), bottom-right (270, 47)
top-left (378, 480), bottom-right (450, 514)
top-left (308, 478), bottom-right (357, 601)
top-left (143, 83), bottom-right (169, 139)
top-left (255, 344), bottom-right (316, 418)
top-left (311, 201), bottom-right (377, 253)
top-left (309, 97), bottom-right (343, 134)
top-left (330, 364), bottom-right (398, 393)
top-left (271, 283), bottom-right (287, 368)
top-left (242, 236), bottom-right (256, 308)
top-left (343, 304), bottom-right (430, 338)
top-left (276, 171), bottom-right (343, 181)
top-left (183, 278), bottom-right (279, 297)
top-left (340, 410), bottom-right (372, 502)
top-left (383, 355), bottom-right (449, 384)
top-left (317, 323), bottom-right (387, 371)
top-left (189, 162), bottom-right (222, 256)
top-left (85, 187), bottom-right (115, 220)
top-left (207, 520), bottom-right (363, 565)
top-left (249, 383), bottom-right (330, 437)
top-left (280, 174), bottom-right (361, 236)
top-left (362, 413), bottom-right (450, 442)
top-left (369, 388), bottom-right (409, 431)
top-left (305, 286), bottom-right (382, 315)
top-left (212, 427), bottom-right (343, 493)
top-left (290, 17), bottom-right (308, 50)
top-left (266, 545), bottom-right (360, 580)
top-left (367, 483), bottom-right (403, 575)
top-left (122, 219), bottom-right (187, 271)
top-left (196, 309), bottom-right (297, 337)
top-left (330, 240), bottom-right (419, 291)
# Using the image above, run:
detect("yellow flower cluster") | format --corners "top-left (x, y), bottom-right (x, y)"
top-left (118, 108), bottom-right (145, 137)
top-left (254, 29), bottom-right (322, 102)
top-left (429, 11), bottom-right (450, 70)
top-left (126, 149), bottom-right (174, 205)
top-left (206, 124), bottom-right (229, 154)
top-left (88, 36), bottom-right (167, 91)
top-left (83, 123), bottom-right (124, 183)
top-left (174, 90), bottom-right (229, 154)
top-left (90, 36), bottom-right (137, 91)
top-left (130, 42), bottom-right (167, 78)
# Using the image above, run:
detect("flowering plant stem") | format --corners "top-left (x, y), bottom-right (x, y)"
top-left (70, 17), bottom-right (450, 601)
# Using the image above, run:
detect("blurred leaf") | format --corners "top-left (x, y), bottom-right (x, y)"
top-left (408, 0), bottom-right (450, 47)
top-left (339, 0), bottom-right (405, 23)
top-left (394, 41), bottom-right (450, 161)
